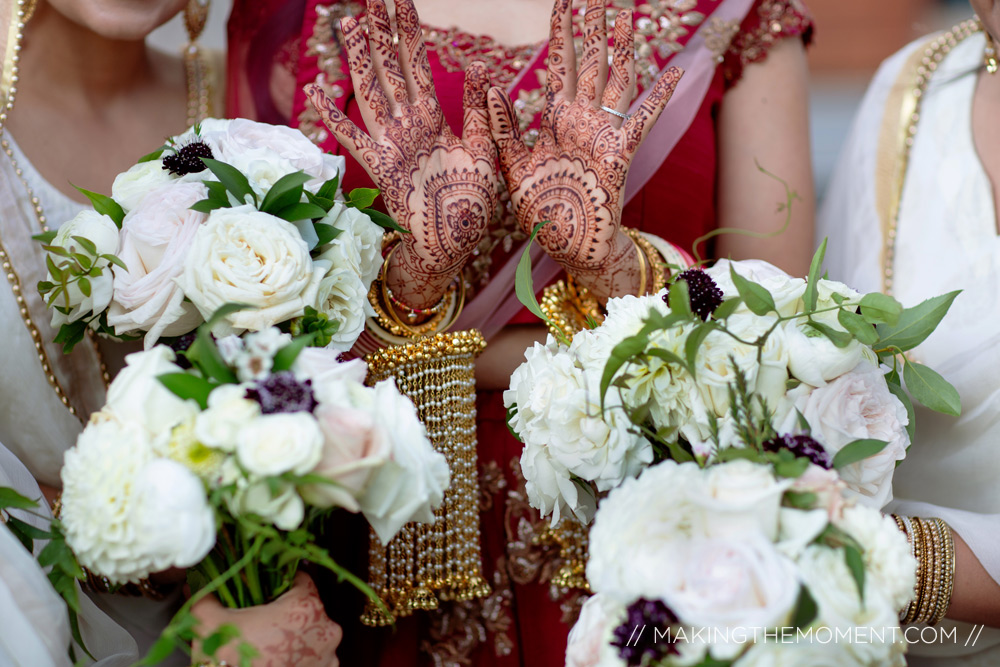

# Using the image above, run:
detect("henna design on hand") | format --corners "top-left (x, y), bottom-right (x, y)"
top-left (306, 0), bottom-right (500, 309)
top-left (488, 0), bottom-right (684, 300)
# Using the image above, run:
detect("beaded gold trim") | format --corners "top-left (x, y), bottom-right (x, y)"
top-left (362, 330), bottom-right (490, 625)
top-left (894, 514), bottom-right (957, 625)
top-left (540, 279), bottom-right (603, 341)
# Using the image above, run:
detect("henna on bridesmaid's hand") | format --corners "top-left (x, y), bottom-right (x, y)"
top-left (305, 0), bottom-right (500, 310)
top-left (488, 0), bottom-right (683, 300)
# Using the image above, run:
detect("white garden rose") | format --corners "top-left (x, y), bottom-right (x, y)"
top-left (312, 265), bottom-right (370, 352)
top-left (520, 441), bottom-right (597, 526)
top-left (693, 313), bottom-right (773, 420)
top-left (318, 202), bottom-right (385, 285)
top-left (108, 182), bottom-right (208, 346)
top-left (215, 119), bottom-right (344, 189)
top-left (233, 479), bottom-right (305, 531)
top-left (705, 259), bottom-right (807, 316)
top-left (61, 419), bottom-right (214, 583)
top-left (104, 346), bottom-right (199, 436)
top-left (687, 459), bottom-right (791, 541)
top-left (195, 384), bottom-right (261, 452)
top-left (357, 379), bottom-right (449, 545)
top-left (798, 545), bottom-right (907, 667)
top-left (782, 316), bottom-right (864, 387)
top-left (292, 349), bottom-right (368, 404)
top-left (834, 504), bottom-right (916, 610)
top-left (48, 210), bottom-right (119, 326)
top-left (565, 594), bottom-right (626, 667)
top-left (775, 362), bottom-right (909, 508)
top-left (666, 535), bottom-right (800, 661)
top-left (236, 412), bottom-right (324, 477)
top-left (111, 160), bottom-right (176, 211)
top-left (178, 206), bottom-right (331, 335)
top-left (587, 461), bottom-right (701, 602)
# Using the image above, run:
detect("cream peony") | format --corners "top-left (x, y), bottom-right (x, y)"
top-left (318, 202), bottom-right (385, 285)
top-left (61, 419), bottom-right (214, 583)
top-left (104, 347), bottom-right (199, 436)
top-left (232, 479), bottom-right (305, 531)
top-left (834, 504), bottom-right (916, 610)
top-left (312, 264), bottom-right (370, 352)
top-left (177, 206), bottom-right (331, 335)
top-left (195, 384), bottom-right (261, 452)
top-left (782, 317), bottom-right (864, 388)
top-left (356, 379), bottom-right (449, 545)
top-left (108, 182), bottom-right (208, 346)
top-left (235, 412), bottom-right (324, 477)
top-left (111, 160), bottom-right (176, 211)
top-left (775, 362), bottom-right (909, 508)
top-left (48, 210), bottom-right (119, 326)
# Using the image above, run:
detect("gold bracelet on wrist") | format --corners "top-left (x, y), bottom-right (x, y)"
top-left (894, 514), bottom-right (957, 625)
top-left (622, 227), bottom-right (668, 294)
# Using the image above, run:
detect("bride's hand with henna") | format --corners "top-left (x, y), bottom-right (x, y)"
top-left (305, 0), bottom-right (499, 310)
top-left (488, 0), bottom-right (683, 300)
top-left (191, 572), bottom-right (342, 667)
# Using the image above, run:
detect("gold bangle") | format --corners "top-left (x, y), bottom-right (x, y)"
top-left (930, 518), bottom-right (956, 625)
top-left (903, 516), bottom-right (926, 624)
top-left (627, 230), bottom-right (648, 295)
top-left (381, 243), bottom-right (451, 321)
top-left (622, 227), bottom-right (668, 294)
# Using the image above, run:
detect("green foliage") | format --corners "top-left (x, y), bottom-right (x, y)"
top-left (72, 185), bottom-right (125, 228)
top-left (515, 221), bottom-right (565, 340)
top-left (287, 306), bottom-right (341, 348)
top-left (875, 291), bottom-right (960, 354)
top-left (832, 439), bottom-right (889, 470)
top-left (903, 359), bottom-right (961, 416)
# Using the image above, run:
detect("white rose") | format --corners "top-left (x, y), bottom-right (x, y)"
top-left (178, 206), bottom-right (331, 335)
top-left (587, 461), bottom-right (701, 602)
top-left (687, 459), bottom-right (791, 541)
top-left (233, 480), bottom-right (305, 531)
top-left (111, 160), bottom-right (176, 211)
top-left (705, 259), bottom-right (807, 316)
top-left (357, 379), bottom-right (449, 545)
top-left (61, 420), bottom-right (214, 583)
top-left (666, 535), bottom-right (800, 661)
top-left (236, 412), bottom-right (324, 477)
top-left (519, 442), bottom-right (597, 526)
top-left (783, 317), bottom-right (864, 387)
top-left (798, 545), bottom-right (906, 666)
top-left (566, 594), bottom-right (627, 667)
top-left (215, 119), bottom-right (343, 189)
top-left (693, 313), bottom-right (772, 420)
top-left (195, 384), bottom-right (261, 452)
top-left (108, 182), bottom-right (208, 346)
top-left (48, 210), bottom-right (119, 325)
top-left (834, 504), bottom-right (916, 610)
top-left (303, 403), bottom-right (390, 511)
top-left (312, 265), bottom-right (370, 352)
top-left (775, 362), bottom-right (909, 508)
top-left (318, 202), bottom-right (385, 285)
top-left (104, 346), bottom-right (199, 435)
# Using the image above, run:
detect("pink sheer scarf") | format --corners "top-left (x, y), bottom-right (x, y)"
top-left (454, 0), bottom-right (756, 340)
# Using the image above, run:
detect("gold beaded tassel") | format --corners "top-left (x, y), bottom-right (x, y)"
top-left (362, 330), bottom-right (490, 626)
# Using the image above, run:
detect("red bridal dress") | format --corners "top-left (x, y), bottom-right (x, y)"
top-left (226, 2), bottom-right (812, 664)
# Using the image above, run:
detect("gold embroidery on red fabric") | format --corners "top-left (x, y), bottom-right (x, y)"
top-left (422, 26), bottom-right (539, 89)
top-left (704, 17), bottom-right (741, 62)
top-left (725, 0), bottom-right (810, 82)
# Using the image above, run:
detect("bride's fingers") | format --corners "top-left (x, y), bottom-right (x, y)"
top-left (367, 0), bottom-right (408, 111)
top-left (576, 0), bottom-right (608, 107)
top-left (546, 0), bottom-right (576, 101)
top-left (622, 66), bottom-right (683, 155)
top-left (601, 9), bottom-right (635, 127)
top-left (462, 62), bottom-right (497, 161)
top-left (488, 86), bottom-right (531, 181)
top-left (305, 83), bottom-right (383, 177)
top-left (340, 16), bottom-right (392, 138)
top-left (395, 0), bottom-right (436, 101)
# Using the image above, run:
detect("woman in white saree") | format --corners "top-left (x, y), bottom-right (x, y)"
top-left (819, 4), bottom-right (1000, 663)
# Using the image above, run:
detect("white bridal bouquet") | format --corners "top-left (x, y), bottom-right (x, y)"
top-left (37, 118), bottom-right (397, 353)
top-left (56, 309), bottom-right (447, 660)
top-left (566, 458), bottom-right (916, 667)
top-left (507, 241), bottom-right (960, 666)
top-left (507, 246), bottom-right (960, 524)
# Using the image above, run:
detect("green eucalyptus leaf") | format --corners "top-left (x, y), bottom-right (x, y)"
top-left (803, 238), bottom-right (827, 311)
top-left (515, 221), bottom-right (552, 325)
top-left (102, 254), bottom-right (128, 271)
top-left (791, 585), bottom-right (819, 629)
top-left (260, 171), bottom-right (311, 214)
top-left (886, 378), bottom-right (916, 443)
top-left (72, 185), bottom-right (125, 228)
top-left (314, 222), bottom-right (342, 247)
top-left (346, 187), bottom-right (379, 209)
top-left (903, 360), bottom-right (961, 416)
top-left (271, 332), bottom-right (318, 372)
top-left (316, 174), bottom-right (341, 201)
top-left (729, 263), bottom-right (775, 316)
top-left (361, 207), bottom-right (409, 234)
top-left (844, 545), bottom-right (866, 603)
top-left (137, 145), bottom-right (168, 163)
top-left (190, 199), bottom-right (227, 213)
top-left (875, 291), bottom-right (960, 352)
top-left (859, 292), bottom-right (903, 326)
top-left (832, 439), bottom-right (889, 469)
top-left (274, 202), bottom-right (328, 222)
top-left (201, 158), bottom-right (257, 206)
top-left (837, 308), bottom-right (878, 345)
top-left (32, 230), bottom-right (58, 244)
top-left (157, 373), bottom-right (214, 410)
top-left (70, 236), bottom-right (98, 256)
top-left (711, 296), bottom-right (743, 321)
top-left (600, 333), bottom-right (650, 409)
top-left (0, 487), bottom-right (40, 511)
top-left (684, 322), bottom-right (717, 376)
top-left (805, 319), bottom-right (854, 348)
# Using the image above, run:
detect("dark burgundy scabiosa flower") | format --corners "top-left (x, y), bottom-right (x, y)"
top-left (163, 331), bottom-right (199, 369)
top-left (611, 598), bottom-right (681, 666)
top-left (246, 371), bottom-right (318, 415)
top-left (764, 433), bottom-right (832, 470)
top-left (163, 141), bottom-right (214, 176)
top-left (670, 268), bottom-right (724, 321)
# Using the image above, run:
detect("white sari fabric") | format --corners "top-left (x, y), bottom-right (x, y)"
top-left (820, 30), bottom-right (1000, 663)
top-left (0, 441), bottom-right (139, 666)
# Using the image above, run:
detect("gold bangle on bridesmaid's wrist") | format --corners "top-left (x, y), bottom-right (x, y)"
top-left (622, 227), bottom-right (668, 294)
top-left (893, 514), bottom-right (957, 625)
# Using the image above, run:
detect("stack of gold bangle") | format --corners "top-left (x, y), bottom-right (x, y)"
top-left (893, 514), bottom-right (956, 625)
